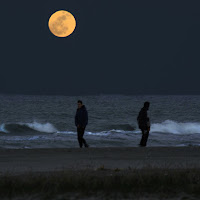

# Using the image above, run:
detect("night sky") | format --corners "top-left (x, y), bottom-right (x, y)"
top-left (1, 0), bottom-right (200, 95)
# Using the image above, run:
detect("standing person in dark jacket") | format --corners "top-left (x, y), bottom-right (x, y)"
top-left (137, 102), bottom-right (150, 147)
top-left (75, 100), bottom-right (89, 148)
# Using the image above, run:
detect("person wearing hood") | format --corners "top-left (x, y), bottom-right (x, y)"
top-left (137, 101), bottom-right (150, 147)
top-left (75, 100), bottom-right (89, 148)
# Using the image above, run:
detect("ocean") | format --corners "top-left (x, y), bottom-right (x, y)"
top-left (0, 94), bottom-right (200, 149)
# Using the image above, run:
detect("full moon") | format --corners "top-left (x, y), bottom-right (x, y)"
top-left (48, 10), bottom-right (76, 37)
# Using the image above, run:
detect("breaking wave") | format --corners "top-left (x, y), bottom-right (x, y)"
top-left (0, 122), bottom-right (57, 134)
top-left (1, 120), bottom-right (200, 136)
top-left (106, 124), bottom-right (135, 131)
top-left (151, 120), bottom-right (200, 134)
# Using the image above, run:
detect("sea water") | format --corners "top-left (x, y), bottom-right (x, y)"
top-left (0, 94), bottom-right (200, 148)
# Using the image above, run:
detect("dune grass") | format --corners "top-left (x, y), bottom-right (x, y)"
top-left (0, 168), bottom-right (200, 199)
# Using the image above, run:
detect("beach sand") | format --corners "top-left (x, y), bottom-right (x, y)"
top-left (0, 147), bottom-right (200, 199)
top-left (0, 146), bottom-right (200, 174)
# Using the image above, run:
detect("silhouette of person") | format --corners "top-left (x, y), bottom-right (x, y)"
top-left (75, 100), bottom-right (89, 148)
top-left (137, 102), bottom-right (150, 147)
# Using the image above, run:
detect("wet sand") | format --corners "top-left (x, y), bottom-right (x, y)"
top-left (0, 147), bottom-right (200, 174)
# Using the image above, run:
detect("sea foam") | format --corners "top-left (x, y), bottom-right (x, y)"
top-left (151, 120), bottom-right (200, 134)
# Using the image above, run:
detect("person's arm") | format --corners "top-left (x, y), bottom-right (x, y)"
top-left (137, 114), bottom-right (139, 122)
top-left (146, 113), bottom-right (150, 131)
top-left (142, 110), bottom-right (150, 131)
top-left (75, 111), bottom-right (78, 127)
top-left (85, 110), bottom-right (88, 127)
top-left (137, 109), bottom-right (142, 123)
top-left (83, 110), bottom-right (88, 128)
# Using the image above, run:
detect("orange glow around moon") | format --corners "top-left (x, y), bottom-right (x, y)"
top-left (48, 10), bottom-right (76, 37)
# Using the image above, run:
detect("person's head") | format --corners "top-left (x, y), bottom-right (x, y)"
top-left (144, 101), bottom-right (150, 110)
top-left (77, 100), bottom-right (83, 109)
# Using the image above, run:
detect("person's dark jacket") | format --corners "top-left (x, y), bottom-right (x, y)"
top-left (75, 105), bottom-right (88, 128)
top-left (137, 107), bottom-right (150, 130)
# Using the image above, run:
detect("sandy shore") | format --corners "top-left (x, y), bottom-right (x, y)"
top-left (0, 146), bottom-right (200, 174)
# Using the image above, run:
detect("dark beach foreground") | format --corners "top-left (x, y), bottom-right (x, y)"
top-left (0, 147), bottom-right (200, 173)
top-left (0, 147), bottom-right (200, 200)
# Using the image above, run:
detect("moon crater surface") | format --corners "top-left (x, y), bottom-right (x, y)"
top-left (48, 10), bottom-right (76, 37)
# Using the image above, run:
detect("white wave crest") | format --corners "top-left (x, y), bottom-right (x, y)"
top-left (21, 122), bottom-right (57, 133)
top-left (151, 120), bottom-right (200, 134)
top-left (0, 124), bottom-right (8, 133)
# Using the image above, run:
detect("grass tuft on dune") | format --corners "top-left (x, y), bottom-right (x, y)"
top-left (0, 168), bottom-right (200, 199)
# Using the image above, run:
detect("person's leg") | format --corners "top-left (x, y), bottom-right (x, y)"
top-left (143, 130), bottom-right (149, 146)
top-left (81, 127), bottom-right (89, 147)
top-left (77, 127), bottom-right (83, 148)
top-left (140, 129), bottom-right (145, 146)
